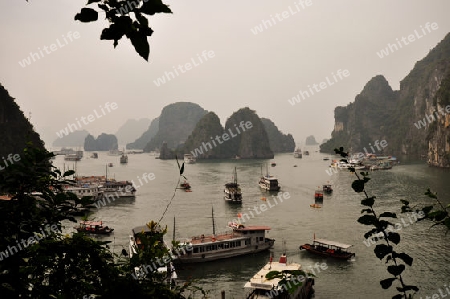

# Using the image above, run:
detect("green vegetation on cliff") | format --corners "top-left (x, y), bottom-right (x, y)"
top-left (143, 102), bottom-right (207, 152)
top-left (0, 84), bottom-right (45, 158)
top-left (261, 118), bottom-right (295, 153)
top-left (127, 117), bottom-right (159, 150)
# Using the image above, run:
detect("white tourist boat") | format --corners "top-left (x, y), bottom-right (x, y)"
top-left (173, 220), bottom-right (274, 263)
top-left (99, 180), bottom-right (136, 198)
top-left (258, 164), bottom-right (281, 191)
top-left (129, 224), bottom-right (177, 287)
top-left (294, 148), bottom-right (303, 158)
top-left (244, 254), bottom-right (315, 299)
top-left (64, 184), bottom-right (103, 200)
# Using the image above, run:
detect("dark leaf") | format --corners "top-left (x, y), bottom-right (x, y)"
top-left (141, 0), bottom-right (172, 15)
top-left (380, 277), bottom-right (396, 289)
top-left (175, 155), bottom-right (181, 170)
top-left (180, 163), bottom-right (184, 175)
top-left (392, 252), bottom-right (413, 266)
top-left (358, 215), bottom-right (377, 226)
top-left (422, 205), bottom-right (434, 215)
top-left (392, 294), bottom-right (403, 299)
top-left (361, 208), bottom-right (373, 214)
top-left (387, 264), bottom-right (405, 276)
top-left (428, 210), bottom-right (448, 221)
top-left (380, 212), bottom-right (397, 218)
top-left (87, 0), bottom-right (102, 4)
top-left (445, 218), bottom-right (450, 231)
top-left (364, 228), bottom-right (379, 239)
top-left (387, 232), bottom-right (400, 245)
top-left (352, 180), bottom-right (365, 193)
top-left (374, 244), bottom-right (392, 260)
top-left (74, 8), bottom-right (98, 22)
top-left (361, 197), bottom-right (375, 207)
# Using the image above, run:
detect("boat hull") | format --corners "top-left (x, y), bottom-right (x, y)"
top-left (299, 244), bottom-right (355, 260)
top-left (174, 239), bottom-right (274, 263)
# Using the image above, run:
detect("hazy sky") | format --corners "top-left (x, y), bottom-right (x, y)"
top-left (1, 0), bottom-right (449, 147)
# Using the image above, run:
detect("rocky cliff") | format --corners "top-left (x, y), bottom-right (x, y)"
top-left (115, 118), bottom-right (151, 145)
top-left (305, 135), bottom-right (319, 145)
top-left (321, 32), bottom-right (450, 167)
top-left (0, 84), bottom-right (45, 158)
top-left (224, 108), bottom-right (273, 159)
top-left (127, 117), bottom-right (159, 150)
top-left (84, 133), bottom-right (118, 151)
top-left (143, 102), bottom-right (207, 152)
top-left (261, 118), bottom-right (295, 153)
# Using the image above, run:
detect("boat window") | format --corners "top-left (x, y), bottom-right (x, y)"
top-left (224, 243), bottom-right (229, 248)
top-left (193, 248), bottom-right (199, 253)
top-left (259, 237), bottom-right (264, 241)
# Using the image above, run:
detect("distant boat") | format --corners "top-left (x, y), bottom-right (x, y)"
top-left (120, 153), bottom-right (128, 164)
top-left (74, 220), bottom-right (114, 235)
top-left (90, 152), bottom-right (98, 159)
top-left (107, 149), bottom-right (122, 156)
top-left (323, 184), bottom-right (333, 194)
top-left (224, 167), bottom-right (242, 202)
top-left (258, 164), bottom-right (281, 191)
top-left (294, 148), bottom-right (302, 158)
top-left (108, 162), bottom-right (113, 167)
top-left (179, 181), bottom-right (191, 191)
top-left (184, 154), bottom-right (196, 164)
top-left (323, 157), bottom-right (330, 161)
top-left (271, 162), bottom-right (276, 167)
top-left (314, 189), bottom-right (323, 200)
top-left (304, 150), bottom-right (310, 155)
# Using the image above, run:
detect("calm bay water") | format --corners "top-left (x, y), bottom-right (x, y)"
top-left (54, 147), bottom-right (450, 299)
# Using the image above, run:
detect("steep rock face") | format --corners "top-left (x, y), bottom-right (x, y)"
top-left (261, 118), bottom-right (295, 153)
top-left (225, 108), bottom-right (273, 159)
top-left (127, 117), bottom-right (159, 150)
top-left (52, 130), bottom-right (89, 147)
top-left (0, 84), bottom-right (45, 158)
top-left (320, 75), bottom-right (397, 154)
top-left (115, 118), bottom-right (151, 145)
top-left (427, 71), bottom-right (450, 167)
top-left (84, 133), bottom-right (118, 151)
top-left (183, 112), bottom-right (228, 158)
top-left (143, 102), bottom-right (207, 152)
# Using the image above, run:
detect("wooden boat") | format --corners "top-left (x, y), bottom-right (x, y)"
top-left (299, 237), bottom-right (355, 260)
top-left (74, 220), bottom-right (114, 234)
top-left (224, 167), bottom-right (242, 202)
top-left (322, 184), bottom-right (333, 194)
top-left (172, 209), bottom-right (274, 263)
top-left (244, 254), bottom-right (315, 299)
top-left (310, 203), bottom-right (322, 208)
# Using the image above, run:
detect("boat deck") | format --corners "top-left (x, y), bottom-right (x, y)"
top-left (244, 260), bottom-right (302, 291)
top-left (189, 232), bottom-right (245, 244)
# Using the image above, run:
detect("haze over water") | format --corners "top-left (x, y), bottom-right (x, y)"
top-left (55, 147), bottom-right (450, 298)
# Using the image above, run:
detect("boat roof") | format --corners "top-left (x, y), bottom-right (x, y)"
top-left (235, 225), bottom-right (271, 231)
top-left (314, 238), bottom-right (353, 249)
top-left (262, 176), bottom-right (278, 181)
top-left (244, 258), bottom-right (302, 291)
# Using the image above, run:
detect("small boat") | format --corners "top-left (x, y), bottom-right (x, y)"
top-left (271, 162), bottom-right (276, 167)
top-left (304, 150), bottom-right (310, 155)
top-left (120, 153), bottom-right (128, 164)
top-left (323, 184), bottom-right (333, 194)
top-left (314, 190), bottom-right (323, 200)
top-left (90, 152), bottom-right (98, 159)
top-left (224, 167), bottom-right (242, 202)
top-left (323, 157), bottom-right (330, 161)
top-left (299, 236), bottom-right (355, 260)
top-left (108, 162), bottom-right (113, 167)
top-left (244, 254), bottom-right (315, 299)
top-left (183, 154), bottom-right (196, 164)
top-left (107, 149), bottom-right (122, 156)
top-left (293, 165), bottom-right (297, 167)
top-left (74, 220), bottom-right (114, 234)
top-left (294, 148), bottom-right (302, 158)
top-left (179, 181), bottom-right (191, 190)
top-left (310, 203), bottom-right (322, 208)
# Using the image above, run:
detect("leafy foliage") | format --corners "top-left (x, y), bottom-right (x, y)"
top-left (334, 147), bottom-right (418, 299)
top-left (0, 143), bottom-right (202, 298)
top-left (72, 0), bottom-right (173, 60)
